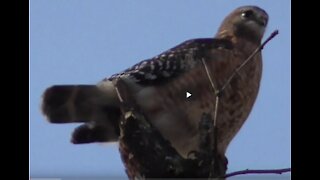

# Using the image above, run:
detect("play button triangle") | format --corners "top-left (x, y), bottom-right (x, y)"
top-left (186, 92), bottom-right (192, 98)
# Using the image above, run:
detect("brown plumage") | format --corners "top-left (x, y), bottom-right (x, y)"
top-left (42, 5), bottom-right (268, 160)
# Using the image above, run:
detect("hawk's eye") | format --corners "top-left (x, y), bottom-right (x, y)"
top-left (241, 10), bottom-right (254, 19)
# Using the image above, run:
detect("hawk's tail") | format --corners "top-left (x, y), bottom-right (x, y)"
top-left (41, 85), bottom-right (121, 143)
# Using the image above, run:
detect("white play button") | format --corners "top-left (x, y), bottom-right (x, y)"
top-left (186, 92), bottom-right (192, 98)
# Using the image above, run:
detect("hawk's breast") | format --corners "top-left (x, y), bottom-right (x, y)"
top-left (134, 50), bottom-right (262, 157)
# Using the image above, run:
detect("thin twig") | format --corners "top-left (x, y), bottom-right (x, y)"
top-left (201, 58), bottom-right (219, 94)
top-left (202, 58), bottom-right (222, 178)
top-left (220, 30), bottom-right (279, 92)
top-left (115, 86), bottom-right (124, 103)
top-left (201, 30), bottom-right (279, 178)
top-left (201, 30), bottom-right (279, 126)
top-left (201, 58), bottom-right (220, 127)
top-left (213, 96), bottom-right (219, 127)
top-left (224, 168), bottom-right (291, 178)
top-left (114, 78), bottom-right (125, 103)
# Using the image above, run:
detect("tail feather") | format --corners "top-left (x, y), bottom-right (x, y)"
top-left (71, 122), bottom-right (119, 144)
top-left (42, 84), bottom-right (121, 143)
top-left (42, 85), bottom-right (104, 123)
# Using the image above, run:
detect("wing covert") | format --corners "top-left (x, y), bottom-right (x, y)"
top-left (108, 38), bottom-right (233, 85)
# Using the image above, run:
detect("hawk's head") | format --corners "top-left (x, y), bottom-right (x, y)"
top-left (216, 6), bottom-right (269, 44)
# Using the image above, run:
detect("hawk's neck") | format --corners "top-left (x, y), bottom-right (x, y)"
top-left (215, 30), bottom-right (262, 50)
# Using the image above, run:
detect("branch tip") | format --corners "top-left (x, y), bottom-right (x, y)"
top-left (224, 167), bottom-right (291, 178)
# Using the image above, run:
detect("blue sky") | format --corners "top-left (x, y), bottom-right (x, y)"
top-left (30, 0), bottom-right (290, 178)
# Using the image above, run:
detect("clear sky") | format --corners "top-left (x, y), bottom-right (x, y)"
top-left (30, 0), bottom-right (290, 178)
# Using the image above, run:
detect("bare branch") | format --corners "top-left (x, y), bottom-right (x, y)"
top-left (201, 58), bottom-right (220, 127)
top-left (202, 57), bottom-right (222, 179)
top-left (224, 168), bottom-right (291, 178)
top-left (220, 30), bottom-right (279, 92)
top-left (201, 58), bottom-right (219, 94)
top-left (201, 30), bottom-right (279, 128)
top-left (201, 29), bottom-right (281, 179)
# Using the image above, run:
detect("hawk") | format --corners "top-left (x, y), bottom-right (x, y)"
top-left (42, 6), bottom-right (268, 158)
